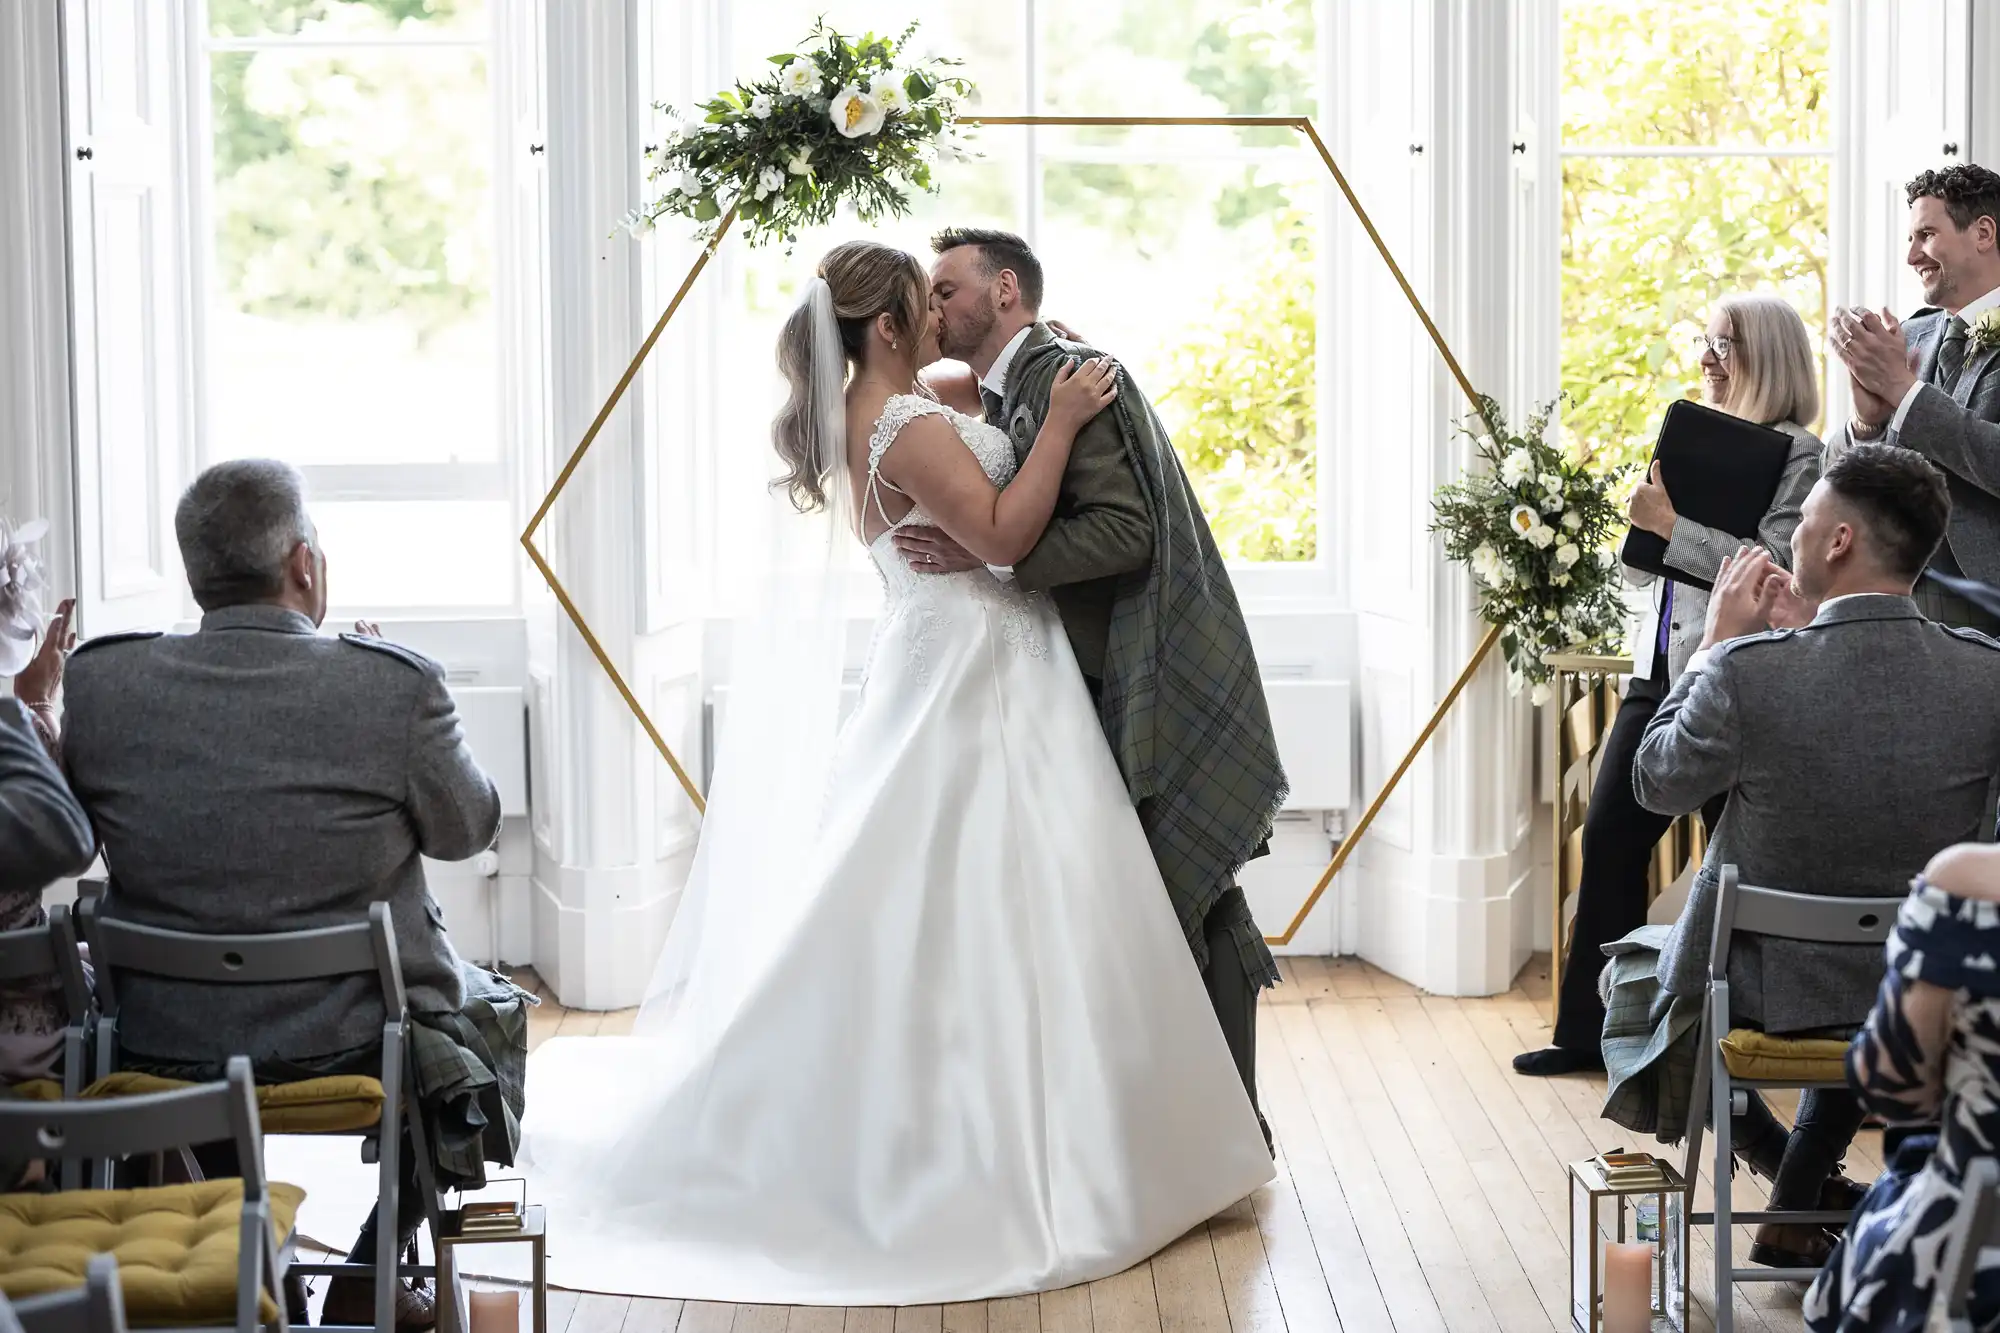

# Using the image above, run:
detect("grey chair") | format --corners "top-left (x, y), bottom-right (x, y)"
top-left (0, 1059), bottom-right (287, 1333)
top-left (1683, 865), bottom-right (1900, 1333)
top-left (0, 904), bottom-right (93, 1186)
top-left (1931, 1156), bottom-right (2000, 1332)
top-left (75, 896), bottom-right (447, 1333)
top-left (8, 1255), bottom-right (127, 1333)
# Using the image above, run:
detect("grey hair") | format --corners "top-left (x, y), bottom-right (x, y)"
top-left (1715, 293), bottom-right (1821, 429)
top-left (174, 460), bottom-right (316, 611)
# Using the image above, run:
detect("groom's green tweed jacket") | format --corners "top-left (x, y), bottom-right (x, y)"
top-left (1002, 324), bottom-right (1289, 988)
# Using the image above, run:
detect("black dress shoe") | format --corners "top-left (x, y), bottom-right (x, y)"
top-left (1512, 1045), bottom-right (1605, 1076)
top-left (1747, 1222), bottom-right (1834, 1271)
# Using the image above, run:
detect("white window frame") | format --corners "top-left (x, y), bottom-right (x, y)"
top-left (174, 1), bottom-right (533, 616)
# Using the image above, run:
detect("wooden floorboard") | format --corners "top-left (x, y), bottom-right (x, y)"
top-left (504, 955), bottom-right (1875, 1333)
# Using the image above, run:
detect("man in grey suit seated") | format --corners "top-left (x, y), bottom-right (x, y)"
top-left (1619, 444), bottom-right (2000, 1269)
top-left (62, 460), bottom-right (508, 1328)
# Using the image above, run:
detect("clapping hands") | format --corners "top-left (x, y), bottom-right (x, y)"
top-left (1830, 307), bottom-right (1918, 428)
top-left (1699, 547), bottom-right (1816, 651)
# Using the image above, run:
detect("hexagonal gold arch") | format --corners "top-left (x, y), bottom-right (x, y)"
top-left (520, 113), bottom-right (1502, 946)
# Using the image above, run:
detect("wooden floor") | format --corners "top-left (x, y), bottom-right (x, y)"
top-left (508, 956), bottom-right (1871, 1333)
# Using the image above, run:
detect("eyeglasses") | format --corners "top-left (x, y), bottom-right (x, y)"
top-left (1689, 334), bottom-right (1736, 361)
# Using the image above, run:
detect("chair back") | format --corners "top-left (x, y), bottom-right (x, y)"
top-left (0, 905), bottom-right (90, 1025)
top-left (76, 897), bottom-right (406, 1023)
top-left (1707, 864), bottom-right (1901, 981)
top-left (0, 1057), bottom-right (265, 1194)
top-left (1932, 1157), bottom-right (2000, 1331)
top-left (9, 1256), bottom-right (127, 1333)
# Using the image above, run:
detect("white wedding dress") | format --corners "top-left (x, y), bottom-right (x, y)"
top-left (510, 395), bottom-right (1273, 1304)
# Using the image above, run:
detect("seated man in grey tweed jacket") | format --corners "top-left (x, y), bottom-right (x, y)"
top-left (1631, 444), bottom-right (2000, 1270)
top-left (62, 459), bottom-right (503, 1329)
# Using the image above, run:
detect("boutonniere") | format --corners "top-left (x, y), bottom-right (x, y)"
top-left (1969, 309), bottom-right (2000, 356)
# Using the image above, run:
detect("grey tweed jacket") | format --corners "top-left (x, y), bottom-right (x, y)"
top-left (1850, 308), bottom-right (2000, 583)
top-left (61, 604), bottom-right (501, 1063)
top-left (0, 699), bottom-right (92, 895)
top-left (1634, 593), bottom-right (2000, 1033)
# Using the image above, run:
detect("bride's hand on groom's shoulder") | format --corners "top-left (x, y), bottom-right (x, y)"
top-left (1049, 356), bottom-right (1119, 433)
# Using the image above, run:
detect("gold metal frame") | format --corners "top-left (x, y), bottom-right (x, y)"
top-left (519, 114), bottom-right (1495, 920)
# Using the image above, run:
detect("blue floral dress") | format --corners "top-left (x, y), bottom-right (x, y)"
top-left (1804, 879), bottom-right (2000, 1332)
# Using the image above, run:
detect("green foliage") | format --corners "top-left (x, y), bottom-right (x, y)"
top-left (207, 0), bottom-right (489, 338)
top-left (640, 21), bottom-right (976, 249)
top-left (1157, 215), bottom-right (1316, 562)
top-left (1561, 0), bottom-right (1830, 476)
top-left (1431, 397), bottom-right (1633, 691)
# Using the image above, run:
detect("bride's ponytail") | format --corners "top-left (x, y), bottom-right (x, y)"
top-left (771, 242), bottom-right (930, 514)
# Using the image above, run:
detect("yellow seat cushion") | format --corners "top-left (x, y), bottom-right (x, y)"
top-left (0, 1179), bottom-right (305, 1325)
top-left (82, 1073), bottom-right (385, 1134)
top-left (1719, 1028), bottom-right (1851, 1083)
top-left (7, 1081), bottom-right (62, 1103)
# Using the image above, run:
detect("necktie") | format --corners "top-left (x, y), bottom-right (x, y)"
top-left (1937, 315), bottom-right (1970, 393)
top-left (980, 386), bottom-right (1005, 424)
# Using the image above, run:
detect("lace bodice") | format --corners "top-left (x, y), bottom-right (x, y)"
top-left (864, 394), bottom-right (1018, 538)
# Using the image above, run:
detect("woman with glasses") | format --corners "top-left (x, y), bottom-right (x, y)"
top-left (1516, 292), bottom-right (1824, 1079)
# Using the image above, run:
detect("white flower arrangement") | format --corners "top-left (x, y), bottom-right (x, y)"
top-left (1431, 394), bottom-right (1633, 701)
top-left (626, 20), bottom-right (977, 248)
top-left (1970, 307), bottom-right (2000, 356)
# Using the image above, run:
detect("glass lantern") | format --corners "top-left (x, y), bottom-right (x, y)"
top-left (1568, 1154), bottom-right (1687, 1333)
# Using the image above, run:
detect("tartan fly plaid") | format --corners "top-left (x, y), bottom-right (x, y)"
top-left (1010, 339), bottom-right (1290, 989)
top-left (1599, 924), bottom-right (1703, 1142)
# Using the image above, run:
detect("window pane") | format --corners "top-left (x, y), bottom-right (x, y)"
top-left (314, 501), bottom-right (515, 608)
top-left (1038, 0), bottom-right (1314, 133)
top-left (1562, 1), bottom-right (1829, 148)
top-left (205, 43), bottom-right (498, 467)
top-left (1038, 136), bottom-right (1320, 561)
top-left (209, 0), bottom-right (488, 41)
top-left (727, 0), bottom-right (1026, 114)
top-left (1561, 154), bottom-right (1830, 471)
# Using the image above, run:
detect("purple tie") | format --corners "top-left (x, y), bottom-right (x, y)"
top-left (1656, 583), bottom-right (1673, 664)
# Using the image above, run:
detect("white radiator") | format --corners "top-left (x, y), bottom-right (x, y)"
top-left (447, 685), bottom-right (529, 818)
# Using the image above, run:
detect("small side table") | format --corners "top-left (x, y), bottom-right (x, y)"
top-left (435, 1204), bottom-right (547, 1333)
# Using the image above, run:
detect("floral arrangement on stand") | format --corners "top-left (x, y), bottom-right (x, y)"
top-left (625, 20), bottom-right (978, 249)
top-left (1431, 394), bottom-right (1632, 705)
top-left (0, 516), bottom-right (50, 676)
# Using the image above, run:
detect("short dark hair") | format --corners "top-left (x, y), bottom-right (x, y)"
top-left (930, 227), bottom-right (1044, 312)
top-left (1821, 444), bottom-right (1951, 581)
top-left (174, 459), bottom-right (315, 611)
top-left (1906, 164), bottom-right (2000, 233)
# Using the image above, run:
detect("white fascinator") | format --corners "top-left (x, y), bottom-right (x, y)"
top-left (0, 516), bottom-right (51, 676)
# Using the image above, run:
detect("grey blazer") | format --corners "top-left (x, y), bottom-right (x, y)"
top-left (61, 604), bottom-right (501, 1063)
top-left (1634, 594), bottom-right (2000, 1033)
top-left (1857, 308), bottom-right (2000, 583)
top-left (0, 699), bottom-right (92, 895)
top-left (1627, 420), bottom-right (1822, 682)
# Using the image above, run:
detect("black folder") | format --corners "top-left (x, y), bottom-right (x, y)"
top-left (1619, 398), bottom-right (1795, 590)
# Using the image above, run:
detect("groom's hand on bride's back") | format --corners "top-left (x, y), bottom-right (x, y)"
top-left (892, 527), bottom-right (985, 574)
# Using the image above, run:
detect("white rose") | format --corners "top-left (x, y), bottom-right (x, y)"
top-left (1544, 608), bottom-right (1559, 622)
top-left (749, 93), bottom-right (774, 119)
top-left (1475, 434), bottom-right (1496, 454)
top-left (1470, 544), bottom-right (1505, 588)
top-left (780, 62), bottom-right (817, 97)
top-left (679, 112), bottom-right (706, 139)
top-left (829, 84), bottom-right (886, 138)
top-left (1538, 471), bottom-right (1563, 493)
top-left (786, 145), bottom-right (814, 177)
top-left (755, 166), bottom-right (784, 199)
top-left (1501, 449), bottom-right (1534, 486)
top-left (1530, 682), bottom-right (1553, 708)
top-left (1508, 504), bottom-right (1537, 536)
top-left (874, 76), bottom-right (910, 115)
top-left (1525, 524), bottom-right (1556, 550)
top-left (1555, 542), bottom-right (1581, 568)
top-left (1561, 510), bottom-right (1582, 531)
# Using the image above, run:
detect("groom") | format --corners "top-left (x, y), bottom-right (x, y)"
top-left (902, 227), bottom-right (1288, 1147)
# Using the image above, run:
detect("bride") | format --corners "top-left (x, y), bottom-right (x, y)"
top-left (512, 240), bottom-right (1274, 1305)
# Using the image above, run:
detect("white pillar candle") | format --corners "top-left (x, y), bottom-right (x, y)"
top-left (1602, 1241), bottom-right (1654, 1333)
top-left (470, 1289), bottom-right (522, 1333)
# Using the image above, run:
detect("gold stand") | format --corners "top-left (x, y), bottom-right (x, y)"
top-left (1545, 653), bottom-right (1707, 1027)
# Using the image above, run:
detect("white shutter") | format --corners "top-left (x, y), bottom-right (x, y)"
top-left (1849, 0), bottom-right (1970, 314)
top-left (64, 0), bottom-right (189, 638)
top-left (496, 0), bottom-right (553, 535)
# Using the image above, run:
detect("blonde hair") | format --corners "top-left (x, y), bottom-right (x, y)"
top-left (1713, 293), bottom-right (1820, 429)
top-left (772, 241), bottom-right (930, 512)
